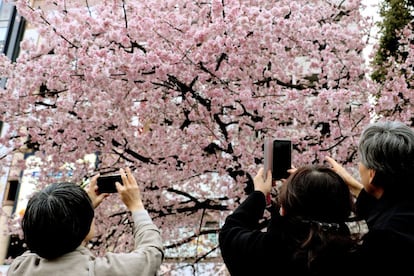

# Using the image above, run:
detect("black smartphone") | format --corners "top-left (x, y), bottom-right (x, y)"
top-left (96, 174), bottom-right (122, 193)
top-left (264, 138), bottom-right (292, 180)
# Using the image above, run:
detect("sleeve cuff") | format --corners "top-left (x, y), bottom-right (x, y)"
top-left (131, 210), bottom-right (153, 225)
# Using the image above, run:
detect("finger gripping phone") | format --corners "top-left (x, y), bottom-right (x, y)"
top-left (264, 138), bottom-right (292, 180)
top-left (97, 174), bottom-right (122, 193)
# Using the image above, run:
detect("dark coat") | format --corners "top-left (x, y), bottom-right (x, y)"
top-left (356, 190), bottom-right (414, 275)
top-left (219, 191), bottom-right (358, 276)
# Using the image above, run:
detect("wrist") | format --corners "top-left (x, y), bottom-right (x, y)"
top-left (128, 202), bottom-right (145, 212)
top-left (254, 188), bottom-right (269, 196)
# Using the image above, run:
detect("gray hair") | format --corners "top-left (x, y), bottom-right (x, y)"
top-left (358, 121), bottom-right (414, 190)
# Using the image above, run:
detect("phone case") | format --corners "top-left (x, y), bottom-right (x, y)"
top-left (264, 137), bottom-right (274, 178)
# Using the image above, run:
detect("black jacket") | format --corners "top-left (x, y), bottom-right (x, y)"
top-left (219, 191), bottom-right (358, 276)
top-left (356, 190), bottom-right (414, 275)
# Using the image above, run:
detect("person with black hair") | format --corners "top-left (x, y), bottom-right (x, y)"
top-left (7, 167), bottom-right (164, 276)
top-left (219, 166), bottom-right (361, 276)
top-left (326, 120), bottom-right (414, 275)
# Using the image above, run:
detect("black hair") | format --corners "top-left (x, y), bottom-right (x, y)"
top-left (22, 182), bottom-right (94, 259)
top-left (279, 166), bottom-right (353, 222)
top-left (279, 165), bottom-right (359, 274)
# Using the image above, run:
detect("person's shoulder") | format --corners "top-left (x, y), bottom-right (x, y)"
top-left (6, 251), bottom-right (39, 275)
top-left (373, 199), bottom-right (414, 231)
top-left (9, 250), bottom-right (36, 262)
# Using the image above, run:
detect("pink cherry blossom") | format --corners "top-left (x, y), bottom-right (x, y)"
top-left (0, 0), bottom-right (409, 273)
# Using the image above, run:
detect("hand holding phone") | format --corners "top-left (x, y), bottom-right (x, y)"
top-left (97, 174), bottom-right (122, 193)
top-left (263, 138), bottom-right (292, 206)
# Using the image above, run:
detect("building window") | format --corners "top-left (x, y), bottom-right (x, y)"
top-left (5, 179), bottom-right (18, 202)
top-left (0, 1), bottom-right (26, 88)
top-left (1, 2), bottom-right (25, 61)
top-left (0, 1), bottom-right (14, 53)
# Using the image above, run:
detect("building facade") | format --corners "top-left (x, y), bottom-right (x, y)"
top-left (0, 0), bottom-right (26, 265)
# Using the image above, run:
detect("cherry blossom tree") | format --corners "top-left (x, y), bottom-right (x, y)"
top-left (371, 24), bottom-right (414, 125)
top-left (0, 0), bottom-right (380, 273)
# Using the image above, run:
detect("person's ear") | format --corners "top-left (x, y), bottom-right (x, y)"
top-left (368, 169), bottom-right (376, 184)
top-left (368, 169), bottom-right (385, 199)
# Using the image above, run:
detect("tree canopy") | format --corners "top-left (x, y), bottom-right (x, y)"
top-left (1, 0), bottom-right (413, 273)
top-left (371, 0), bottom-right (414, 82)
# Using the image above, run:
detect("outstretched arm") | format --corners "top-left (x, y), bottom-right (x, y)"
top-left (94, 167), bottom-right (164, 275)
top-left (325, 156), bottom-right (363, 197)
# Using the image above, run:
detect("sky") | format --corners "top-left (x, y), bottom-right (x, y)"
top-left (361, 0), bottom-right (381, 63)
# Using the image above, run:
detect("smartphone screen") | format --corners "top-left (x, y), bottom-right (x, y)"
top-left (264, 138), bottom-right (292, 181)
top-left (97, 174), bottom-right (122, 193)
top-left (272, 139), bottom-right (292, 180)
